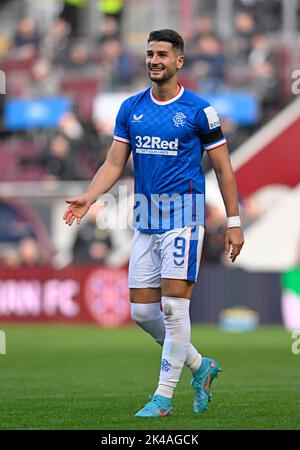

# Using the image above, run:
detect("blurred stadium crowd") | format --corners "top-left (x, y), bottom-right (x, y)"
top-left (0, 0), bottom-right (299, 269)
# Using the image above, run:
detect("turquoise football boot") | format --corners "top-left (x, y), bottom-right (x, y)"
top-left (135, 395), bottom-right (172, 418)
top-left (190, 357), bottom-right (222, 413)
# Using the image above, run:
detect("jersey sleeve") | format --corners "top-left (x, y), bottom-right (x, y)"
top-left (113, 99), bottom-right (131, 144)
top-left (195, 104), bottom-right (227, 151)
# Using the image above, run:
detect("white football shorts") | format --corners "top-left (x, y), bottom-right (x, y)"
top-left (128, 225), bottom-right (205, 288)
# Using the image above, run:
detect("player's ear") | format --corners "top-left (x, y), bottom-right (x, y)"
top-left (176, 54), bottom-right (184, 70)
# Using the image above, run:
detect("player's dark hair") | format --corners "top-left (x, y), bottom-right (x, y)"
top-left (148, 29), bottom-right (184, 54)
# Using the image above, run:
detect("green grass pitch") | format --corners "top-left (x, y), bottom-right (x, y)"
top-left (0, 323), bottom-right (299, 430)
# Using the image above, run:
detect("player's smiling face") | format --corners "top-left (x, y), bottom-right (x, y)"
top-left (146, 41), bottom-right (184, 83)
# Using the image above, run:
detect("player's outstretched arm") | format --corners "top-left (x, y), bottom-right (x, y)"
top-left (207, 144), bottom-right (244, 262)
top-left (63, 140), bottom-right (131, 226)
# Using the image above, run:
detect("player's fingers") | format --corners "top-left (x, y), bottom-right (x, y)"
top-left (231, 244), bottom-right (242, 262)
top-left (63, 208), bottom-right (71, 220)
top-left (225, 236), bottom-right (230, 254)
top-left (65, 211), bottom-right (74, 225)
top-left (68, 215), bottom-right (76, 226)
top-left (64, 210), bottom-right (71, 222)
top-left (76, 217), bottom-right (81, 225)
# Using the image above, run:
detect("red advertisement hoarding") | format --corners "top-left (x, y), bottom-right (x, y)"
top-left (0, 266), bottom-right (131, 327)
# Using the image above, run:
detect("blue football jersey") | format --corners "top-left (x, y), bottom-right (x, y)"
top-left (114, 84), bottom-right (226, 233)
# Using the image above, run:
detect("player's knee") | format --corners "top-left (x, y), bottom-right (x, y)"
top-left (161, 296), bottom-right (190, 327)
top-left (130, 303), bottom-right (152, 324)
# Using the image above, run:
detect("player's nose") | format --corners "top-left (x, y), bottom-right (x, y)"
top-left (150, 54), bottom-right (160, 65)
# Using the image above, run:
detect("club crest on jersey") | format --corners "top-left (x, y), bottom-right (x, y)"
top-left (173, 112), bottom-right (186, 127)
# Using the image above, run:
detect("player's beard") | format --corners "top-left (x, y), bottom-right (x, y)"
top-left (148, 66), bottom-right (176, 83)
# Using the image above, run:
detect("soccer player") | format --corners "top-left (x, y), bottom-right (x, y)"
top-left (63, 29), bottom-right (244, 418)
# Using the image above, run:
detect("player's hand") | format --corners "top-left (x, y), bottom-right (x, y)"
top-left (63, 194), bottom-right (93, 226)
top-left (225, 227), bottom-right (244, 263)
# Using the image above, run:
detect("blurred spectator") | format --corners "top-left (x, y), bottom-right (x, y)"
top-left (18, 236), bottom-right (42, 266)
top-left (41, 18), bottom-right (70, 65)
top-left (72, 202), bottom-right (113, 264)
top-left (63, 42), bottom-right (96, 76)
top-left (60, 0), bottom-right (86, 37)
top-left (96, 16), bottom-right (121, 46)
top-left (100, 38), bottom-right (136, 89)
top-left (248, 33), bottom-right (277, 69)
top-left (250, 35), bottom-right (281, 120)
top-left (13, 17), bottom-right (40, 51)
top-left (25, 0), bottom-right (62, 33)
top-left (187, 16), bottom-right (217, 68)
top-left (232, 11), bottom-right (256, 62)
top-left (191, 16), bottom-right (216, 42)
top-left (21, 134), bottom-right (83, 180)
top-left (27, 59), bottom-right (60, 97)
top-left (187, 35), bottom-right (226, 92)
top-left (204, 206), bottom-right (227, 264)
top-left (42, 134), bottom-right (78, 180)
top-left (236, 0), bottom-right (282, 32)
top-left (256, 66), bottom-right (280, 119)
top-left (0, 247), bottom-right (20, 269)
top-left (58, 112), bottom-right (105, 176)
top-left (58, 112), bottom-right (85, 142)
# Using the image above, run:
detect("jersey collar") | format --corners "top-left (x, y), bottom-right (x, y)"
top-left (150, 83), bottom-right (184, 105)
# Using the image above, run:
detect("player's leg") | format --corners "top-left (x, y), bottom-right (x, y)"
top-left (131, 287), bottom-right (202, 374)
top-left (158, 279), bottom-right (202, 370)
top-left (161, 278), bottom-right (221, 413)
top-left (153, 226), bottom-right (203, 401)
top-left (130, 227), bottom-right (219, 416)
top-left (129, 231), bottom-right (173, 417)
top-left (128, 230), bottom-right (165, 344)
top-left (129, 224), bottom-right (202, 371)
top-left (134, 227), bottom-right (199, 416)
top-left (153, 281), bottom-right (193, 403)
top-left (156, 226), bottom-right (221, 413)
top-left (130, 287), bottom-right (165, 345)
top-left (130, 287), bottom-right (202, 371)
